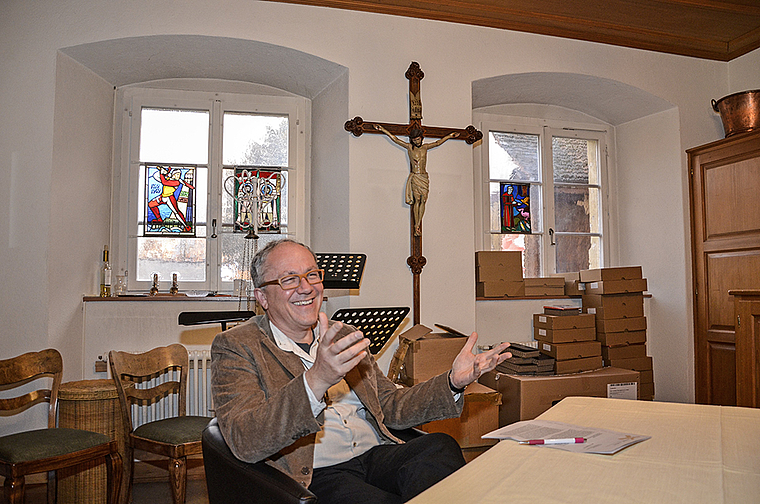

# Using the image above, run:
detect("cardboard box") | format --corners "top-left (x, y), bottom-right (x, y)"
top-left (476, 280), bottom-right (525, 298)
top-left (596, 317), bottom-right (647, 333)
top-left (584, 278), bottom-right (648, 295)
top-left (551, 272), bottom-right (586, 296)
top-left (534, 313), bottom-right (595, 330)
top-left (539, 340), bottom-right (601, 360)
top-left (475, 251), bottom-right (523, 281)
top-left (524, 277), bottom-right (565, 296)
top-left (596, 330), bottom-right (647, 346)
top-left (601, 343), bottom-right (647, 360)
top-left (639, 369), bottom-right (654, 383)
top-left (640, 381), bottom-right (655, 399)
top-left (479, 367), bottom-right (641, 427)
top-left (399, 325), bottom-right (467, 385)
top-left (605, 356), bottom-right (653, 371)
top-left (534, 326), bottom-right (596, 343)
top-left (554, 356), bottom-right (603, 374)
top-left (525, 286), bottom-right (566, 296)
top-left (419, 382), bottom-right (501, 451)
top-left (579, 266), bottom-right (643, 283)
top-left (582, 293), bottom-right (644, 319)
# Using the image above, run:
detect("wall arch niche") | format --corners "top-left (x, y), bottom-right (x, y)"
top-left (58, 34), bottom-right (350, 252)
top-left (472, 72), bottom-right (691, 402)
top-left (472, 71), bottom-right (678, 264)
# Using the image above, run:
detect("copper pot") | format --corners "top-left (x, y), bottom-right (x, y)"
top-left (712, 90), bottom-right (760, 137)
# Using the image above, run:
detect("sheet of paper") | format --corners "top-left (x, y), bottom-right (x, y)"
top-left (482, 419), bottom-right (650, 455)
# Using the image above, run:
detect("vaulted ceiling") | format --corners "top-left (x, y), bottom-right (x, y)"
top-left (265, 0), bottom-right (760, 61)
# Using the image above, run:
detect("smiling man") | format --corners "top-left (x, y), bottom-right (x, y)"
top-left (211, 239), bottom-right (510, 503)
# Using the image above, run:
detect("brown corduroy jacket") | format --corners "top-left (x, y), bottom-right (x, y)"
top-left (210, 314), bottom-right (463, 487)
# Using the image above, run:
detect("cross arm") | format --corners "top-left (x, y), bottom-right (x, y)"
top-left (345, 116), bottom-right (482, 145)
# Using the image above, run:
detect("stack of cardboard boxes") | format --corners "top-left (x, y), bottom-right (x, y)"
top-left (580, 266), bottom-right (654, 400)
top-left (475, 251), bottom-right (568, 298)
top-left (533, 306), bottom-right (602, 374)
top-left (475, 251), bottom-right (524, 297)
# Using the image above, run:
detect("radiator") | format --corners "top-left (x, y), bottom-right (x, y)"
top-left (187, 349), bottom-right (214, 417)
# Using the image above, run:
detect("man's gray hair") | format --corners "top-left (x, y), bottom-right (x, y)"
top-left (250, 239), bottom-right (318, 287)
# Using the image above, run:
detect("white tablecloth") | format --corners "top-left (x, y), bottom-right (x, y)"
top-left (408, 396), bottom-right (760, 503)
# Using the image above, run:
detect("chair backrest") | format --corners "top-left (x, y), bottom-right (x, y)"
top-left (109, 344), bottom-right (189, 433)
top-left (0, 348), bottom-right (63, 428)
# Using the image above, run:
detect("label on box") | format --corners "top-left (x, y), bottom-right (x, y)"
top-left (538, 315), bottom-right (547, 323)
top-left (587, 307), bottom-right (596, 314)
top-left (538, 328), bottom-right (546, 336)
top-left (589, 282), bottom-right (599, 289)
top-left (607, 382), bottom-right (638, 400)
top-left (542, 343), bottom-right (551, 351)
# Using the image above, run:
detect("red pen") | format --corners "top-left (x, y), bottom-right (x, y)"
top-left (519, 437), bottom-right (586, 445)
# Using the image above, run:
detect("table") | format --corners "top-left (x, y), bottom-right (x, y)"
top-left (408, 396), bottom-right (760, 503)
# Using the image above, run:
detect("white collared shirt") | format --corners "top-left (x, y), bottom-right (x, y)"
top-left (269, 321), bottom-right (384, 468)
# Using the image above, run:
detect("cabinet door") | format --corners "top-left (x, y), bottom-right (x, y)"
top-left (733, 292), bottom-right (760, 407)
top-left (688, 131), bottom-right (760, 405)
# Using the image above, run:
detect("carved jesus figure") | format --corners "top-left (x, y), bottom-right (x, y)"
top-left (374, 124), bottom-right (459, 236)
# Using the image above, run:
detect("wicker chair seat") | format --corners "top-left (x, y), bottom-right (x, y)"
top-left (0, 428), bottom-right (111, 464)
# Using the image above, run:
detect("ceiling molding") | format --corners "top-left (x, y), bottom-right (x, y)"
top-left (264, 0), bottom-right (760, 61)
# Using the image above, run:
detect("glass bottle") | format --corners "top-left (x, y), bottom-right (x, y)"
top-left (100, 246), bottom-right (112, 297)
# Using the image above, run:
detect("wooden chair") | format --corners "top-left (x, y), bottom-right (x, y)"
top-left (0, 349), bottom-right (122, 504)
top-left (109, 344), bottom-right (210, 504)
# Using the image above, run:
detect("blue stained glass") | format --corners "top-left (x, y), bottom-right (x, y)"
top-left (500, 183), bottom-right (531, 234)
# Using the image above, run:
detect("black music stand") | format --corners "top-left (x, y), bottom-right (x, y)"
top-left (316, 253), bottom-right (367, 289)
top-left (178, 311), bottom-right (255, 331)
top-left (331, 307), bottom-right (410, 354)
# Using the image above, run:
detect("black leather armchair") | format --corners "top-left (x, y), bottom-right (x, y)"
top-left (203, 417), bottom-right (316, 504)
top-left (202, 417), bottom-right (425, 504)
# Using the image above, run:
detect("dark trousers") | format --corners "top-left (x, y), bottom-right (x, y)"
top-left (309, 432), bottom-right (465, 504)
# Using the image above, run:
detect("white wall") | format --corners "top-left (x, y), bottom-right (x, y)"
top-left (2, 0), bottom-right (760, 433)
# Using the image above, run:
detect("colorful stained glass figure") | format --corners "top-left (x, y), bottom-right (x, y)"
top-left (145, 165), bottom-right (196, 236)
top-left (256, 170), bottom-right (281, 233)
top-left (500, 182), bottom-right (531, 234)
top-left (230, 168), bottom-right (281, 234)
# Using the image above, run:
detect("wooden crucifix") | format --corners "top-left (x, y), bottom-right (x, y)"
top-left (345, 61), bottom-right (482, 324)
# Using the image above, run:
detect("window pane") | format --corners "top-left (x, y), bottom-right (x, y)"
top-left (554, 186), bottom-right (601, 233)
top-left (490, 233), bottom-right (542, 277)
top-left (139, 108), bottom-right (209, 164)
top-left (552, 137), bottom-right (598, 184)
top-left (220, 233), bottom-right (286, 283)
top-left (136, 237), bottom-right (206, 282)
top-left (223, 113), bottom-right (288, 167)
top-left (488, 132), bottom-right (539, 182)
top-left (554, 234), bottom-right (601, 273)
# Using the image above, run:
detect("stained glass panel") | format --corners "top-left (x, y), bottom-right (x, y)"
top-left (144, 165), bottom-right (197, 236)
top-left (500, 182), bottom-right (531, 234)
top-left (224, 168), bottom-right (283, 234)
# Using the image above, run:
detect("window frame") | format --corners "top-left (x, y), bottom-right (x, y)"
top-left (474, 113), bottom-right (611, 277)
top-left (114, 86), bottom-right (309, 293)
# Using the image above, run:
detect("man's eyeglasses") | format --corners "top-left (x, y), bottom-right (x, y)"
top-left (259, 269), bottom-right (325, 290)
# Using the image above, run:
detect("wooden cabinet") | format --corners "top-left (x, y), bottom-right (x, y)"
top-left (730, 290), bottom-right (760, 408)
top-left (688, 131), bottom-right (760, 405)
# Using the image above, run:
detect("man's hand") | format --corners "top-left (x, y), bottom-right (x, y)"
top-left (305, 312), bottom-right (370, 399)
top-left (449, 333), bottom-right (511, 390)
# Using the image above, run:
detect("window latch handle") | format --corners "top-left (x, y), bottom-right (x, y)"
top-left (211, 219), bottom-right (218, 239)
top-left (549, 228), bottom-right (555, 246)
